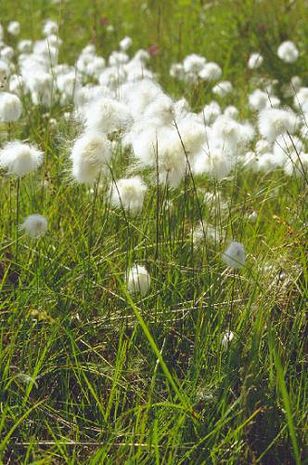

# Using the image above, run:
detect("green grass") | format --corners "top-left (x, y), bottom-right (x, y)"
top-left (0, 0), bottom-right (307, 463)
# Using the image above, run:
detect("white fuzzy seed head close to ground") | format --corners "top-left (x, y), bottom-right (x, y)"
top-left (222, 330), bottom-right (234, 348)
top-left (126, 264), bottom-right (151, 296)
top-left (20, 214), bottom-right (48, 238)
top-left (222, 241), bottom-right (246, 269)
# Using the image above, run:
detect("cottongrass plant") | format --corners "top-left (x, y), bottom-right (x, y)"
top-left (0, 4), bottom-right (306, 464)
top-left (0, 141), bottom-right (44, 261)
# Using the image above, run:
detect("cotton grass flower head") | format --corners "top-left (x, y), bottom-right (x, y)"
top-left (170, 63), bottom-right (185, 80)
top-left (183, 54), bottom-right (206, 75)
top-left (7, 21), bottom-right (20, 36)
top-left (17, 39), bottom-right (33, 54)
top-left (0, 92), bottom-right (22, 122)
top-left (248, 89), bottom-right (269, 111)
top-left (126, 264), bottom-right (151, 296)
top-left (222, 241), bottom-right (246, 269)
top-left (290, 76), bottom-right (302, 91)
top-left (119, 36), bottom-right (132, 51)
top-left (201, 101), bottom-right (221, 124)
top-left (212, 81), bottom-right (233, 97)
top-left (222, 330), bottom-right (234, 348)
top-left (247, 53), bottom-right (263, 69)
top-left (70, 131), bottom-right (112, 184)
top-left (0, 46), bottom-right (14, 61)
top-left (142, 94), bottom-right (175, 127)
top-left (119, 78), bottom-right (163, 120)
top-left (193, 147), bottom-right (232, 180)
top-left (224, 105), bottom-right (239, 120)
top-left (255, 139), bottom-right (272, 155)
top-left (198, 62), bottom-right (222, 81)
top-left (284, 151), bottom-right (308, 177)
top-left (42, 20), bottom-right (58, 37)
top-left (129, 126), bottom-right (189, 187)
top-left (249, 89), bottom-right (280, 111)
top-left (294, 87), bottom-right (308, 115)
top-left (0, 141), bottom-right (43, 177)
top-left (242, 151), bottom-right (258, 171)
top-left (247, 211), bottom-right (258, 223)
top-left (9, 74), bottom-right (25, 96)
top-left (273, 134), bottom-right (303, 164)
top-left (257, 152), bottom-right (282, 173)
top-left (108, 51), bottom-right (129, 67)
top-left (25, 69), bottom-right (54, 107)
top-left (109, 176), bottom-right (147, 214)
top-left (85, 97), bottom-right (132, 135)
top-left (20, 214), bottom-right (48, 238)
top-left (85, 56), bottom-right (106, 79)
top-left (211, 115), bottom-right (255, 152)
top-left (192, 221), bottom-right (222, 247)
top-left (277, 41), bottom-right (299, 63)
top-left (258, 108), bottom-right (298, 141)
top-left (282, 75), bottom-right (303, 98)
top-left (128, 114), bottom-right (205, 188)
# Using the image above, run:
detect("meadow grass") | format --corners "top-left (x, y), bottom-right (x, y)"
top-left (0, 0), bottom-right (307, 463)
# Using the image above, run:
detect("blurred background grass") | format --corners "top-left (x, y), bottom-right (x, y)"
top-left (1, 0), bottom-right (308, 84)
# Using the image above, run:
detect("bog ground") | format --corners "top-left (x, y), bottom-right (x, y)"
top-left (0, 0), bottom-right (307, 464)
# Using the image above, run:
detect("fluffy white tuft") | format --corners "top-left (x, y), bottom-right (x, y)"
top-left (0, 141), bottom-right (43, 177)
top-left (258, 108), bottom-right (298, 141)
top-left (212, 81), bottom-right (233, 97)
top-left (85, 97), bottom-right (133, 134)
top-left (247, 53), bottom-right (263, 70)
top-left (70, 131), bottom-right (112, 184)
top-left (0, 92), bottom-right (23, 122)
top-left (222, 241), bottom-right (246, 269)
top-left (8, 21), bottom-right (20, 36)
top-left (277, 41), bottom-right (299, 63)
top-left (126, 264), bottom-right (151, 296)
top-left (21, 214), bottom-right (48, 238)
top-left (109, 176), bottom-right (147, 214)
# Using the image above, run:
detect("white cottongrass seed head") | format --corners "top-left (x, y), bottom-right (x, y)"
top-left (222, 330), bottom-right (234, 348)
top-left (21, 214), bottom-right (48, 238)
top-left (258, 108), bottom-right (298, 141)
top-left (212, 81), bottom-right (233, 97)
top-left (247, 53), bottom-right (263, 70)
top-left (70, 131), bottom-right (112, 184)
top-left (222, 241), bottom-right (246, 269)
top-left (126, 264), bottom-right (151, 296)
top-left (7, 21), bottom-right (20, 36)
top-left (0, 92), bottom-right (23, 122)
top-left (109, 176), bottom-right (147, 214)
top-left (0, 141), bottom-right (43, 177)
top-left (119, 36), bottom-right (132, 51)
top-left (277, 41), bottom-right (299, 63)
